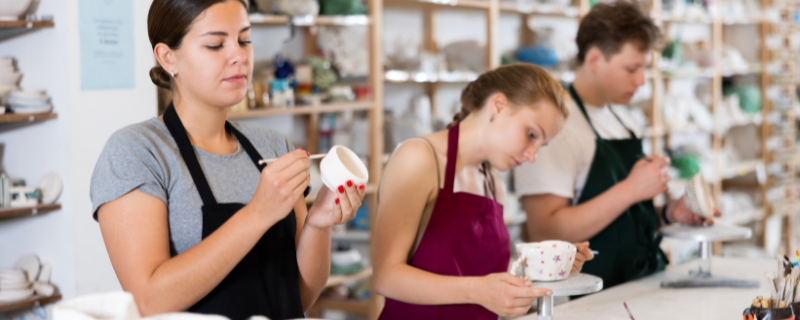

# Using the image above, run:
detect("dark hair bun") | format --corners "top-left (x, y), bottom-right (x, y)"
top-left (150, 65), bottom-right (172, 89)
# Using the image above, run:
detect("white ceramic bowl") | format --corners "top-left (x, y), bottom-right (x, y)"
top-left (510, 240), bottom-right (577, 281)
top-left (10, 90), bottom-right (46, 99)
top-left (0, 0), bottom-right (33, 21)
top-left (0, 72), bottom-right (21, 86)
top-left (684, 173), bottom-right (714, 219)
top-left (319, 145), bottom-right (369, 192)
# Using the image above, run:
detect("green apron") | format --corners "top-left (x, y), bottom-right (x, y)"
top-left (569, 84), bottom-right (668, 290)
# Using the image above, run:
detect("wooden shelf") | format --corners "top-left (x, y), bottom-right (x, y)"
top-left (0, 113), bottom-right (57, 124)
top-left (249, 15), bottom-right (371, 26)
top-left (306, 184), bottom-right (378, 204)
top-left (722, 160), bottom-right (763, 180)
top-left (500, 3), bottom-right (579, 17)
top-left (0, 21), bottom-right (54, 41)
top-left (325, 267), bottom-right (372, 289)
top-left (384, 70), bottom-right (478, 83)
top-left (385, 0), bottom-right (490, 10)
top-left (227, 101), bottom-right (373, 119)
top-left (331, 230), bottom-right (371, 242)
top-left (312, 298), bottom-right (370, 314)
top-left (0, 204), bottom-right (61, 220)
top-left (0, 289), bottom-right (61, 313)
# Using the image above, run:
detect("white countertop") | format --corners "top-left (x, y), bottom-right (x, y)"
top-left (516, 257), bottom-right (771, 320)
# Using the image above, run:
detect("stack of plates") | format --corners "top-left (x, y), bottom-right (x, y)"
top-left (0, 57), bottom-right (21, 93)
top-left (8, 90), bottom-right (52, 114)
top-left (0, 269), bottom-right (34, 302)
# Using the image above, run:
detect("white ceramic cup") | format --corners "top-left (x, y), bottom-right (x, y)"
top-left (509, 240), bottom-right (577, 281)
top-left (319, 145), bottom-right (369, 192)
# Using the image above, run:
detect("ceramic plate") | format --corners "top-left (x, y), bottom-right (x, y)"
top-left (14, 254), bottom-right (40, 282)
top-left (9, 90), bottom-right (45, 99)
top-left (8, 97), bottom-right (50, 106)
top-left (10, 105), bottom-right (52, 114)
top-left (0, 268), bottom-right (25, 279)
top-left (38, 172), bottom-right (62, 205)
top-left (0, 280), bottom-right (31, 290)
top-left (0, 287), bottom-right (34, 302)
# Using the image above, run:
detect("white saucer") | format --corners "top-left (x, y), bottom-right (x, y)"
top-left (38, 173), bottom-right (62, 205)
top-left (14, 254), bottom-right (41, 282)
top-left (10, 105), bottom-right (52, 114)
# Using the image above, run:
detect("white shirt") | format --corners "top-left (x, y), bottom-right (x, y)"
top-left (514, 96), bottom-right (641, 204)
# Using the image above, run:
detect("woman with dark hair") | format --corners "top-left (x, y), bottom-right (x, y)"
top-left (372, 63), bottom-right (595, 319)
top-left (89, 1), bottom-right (364, 319)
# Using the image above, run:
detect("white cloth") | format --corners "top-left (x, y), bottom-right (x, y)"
top-left (52, 292), bottom-right (232, 320)
top-left (514, 97), bottom-right (641, 204)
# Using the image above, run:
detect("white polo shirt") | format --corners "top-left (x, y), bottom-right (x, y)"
top-left (513, 96), bottom-right (641, 204)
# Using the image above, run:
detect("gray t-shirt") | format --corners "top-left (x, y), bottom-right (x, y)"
top-left (90, 118), bottom-right (293, 255)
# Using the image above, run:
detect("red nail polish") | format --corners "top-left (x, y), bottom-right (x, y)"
top-left (335, 198), bottom-right (340, 205)
top-left (306, 151), bottom-right (310, 157)
top-left (347, 180), bottom-right (353, 187)
top-left (359, 184), bottom-right (365, 190)
top-left (338, 185), bottom-right (345, 193)
top-left (296, 147), bottom-right (301, 150)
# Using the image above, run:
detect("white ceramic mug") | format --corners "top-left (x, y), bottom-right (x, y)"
top-left (509, 240), bottom-right (576, 281)
top-left (319, 145), bottom-right (369, 192)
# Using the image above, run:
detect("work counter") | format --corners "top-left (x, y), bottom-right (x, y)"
top-left (516, 257), bottom-right (771, 320)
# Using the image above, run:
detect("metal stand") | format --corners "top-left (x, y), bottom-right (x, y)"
top-left (660, 224), bottom-right (759, 288)
top-left (530, 273), bottom-right (603, 320)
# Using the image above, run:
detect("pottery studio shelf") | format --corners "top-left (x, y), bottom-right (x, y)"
top-left (249, 14), bottom-right (371, 26)
top-left (227, 101), bottom-right (373, 120)
top-left (384, 70), bottom-right (479, 83)
top-left (0, 113), bottom-right (58, 124)
top-left (0, 288), bottom-right (61, 313)
top-left (0, 21), bottom-right (54, 41)
top-left (0, 204), bottom-right (61, 220)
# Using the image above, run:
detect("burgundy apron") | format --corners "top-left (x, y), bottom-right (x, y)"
top-left (379, 124), bottom-right (511, 320)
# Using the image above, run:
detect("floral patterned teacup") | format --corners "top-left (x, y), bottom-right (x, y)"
top-left (509, 240), bottom-right (576, 281)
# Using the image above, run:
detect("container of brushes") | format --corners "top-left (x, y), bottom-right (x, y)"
top-left (744, 307), bottom-right (794, 320)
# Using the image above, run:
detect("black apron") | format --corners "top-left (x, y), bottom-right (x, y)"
top-left (163, 103), bottom-right (305, 320)
top-left (568, 85), bottom-right (668, 290)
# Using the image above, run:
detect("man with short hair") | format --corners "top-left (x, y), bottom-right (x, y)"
top-left (514, 1), bottom-right (720, 289)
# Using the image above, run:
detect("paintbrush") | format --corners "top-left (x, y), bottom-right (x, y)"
top-left (258, 154), bottom-right (325, 165)
top-left (623, 302), bottom-right (636, 320)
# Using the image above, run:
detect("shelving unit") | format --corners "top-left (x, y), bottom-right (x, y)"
top-left (0, 17), bottom-right (63, 313)
top-left (227, 101), bottom-right (372, 119)
top-left (759, 0), bottom-right (799, 253)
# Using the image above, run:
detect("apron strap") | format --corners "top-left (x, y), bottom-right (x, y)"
top-left (481, 162), bottom-right (497, 201)
top-left (226, 122), bottom-right (266, 171)
top-left (163, 103), bottom-right (218, 206)
top-left (606, 107), bottom-right (637, 138)
top-left (443, 124), bottom-right (460, 193)
top-left (568, 84), bottom-right (636, 139)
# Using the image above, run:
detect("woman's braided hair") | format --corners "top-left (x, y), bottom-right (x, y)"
top-left (447, 63), bottom-right (569, 128)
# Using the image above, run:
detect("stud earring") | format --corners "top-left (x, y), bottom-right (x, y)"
top-left (171, 71), bottom-right (176, 78)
